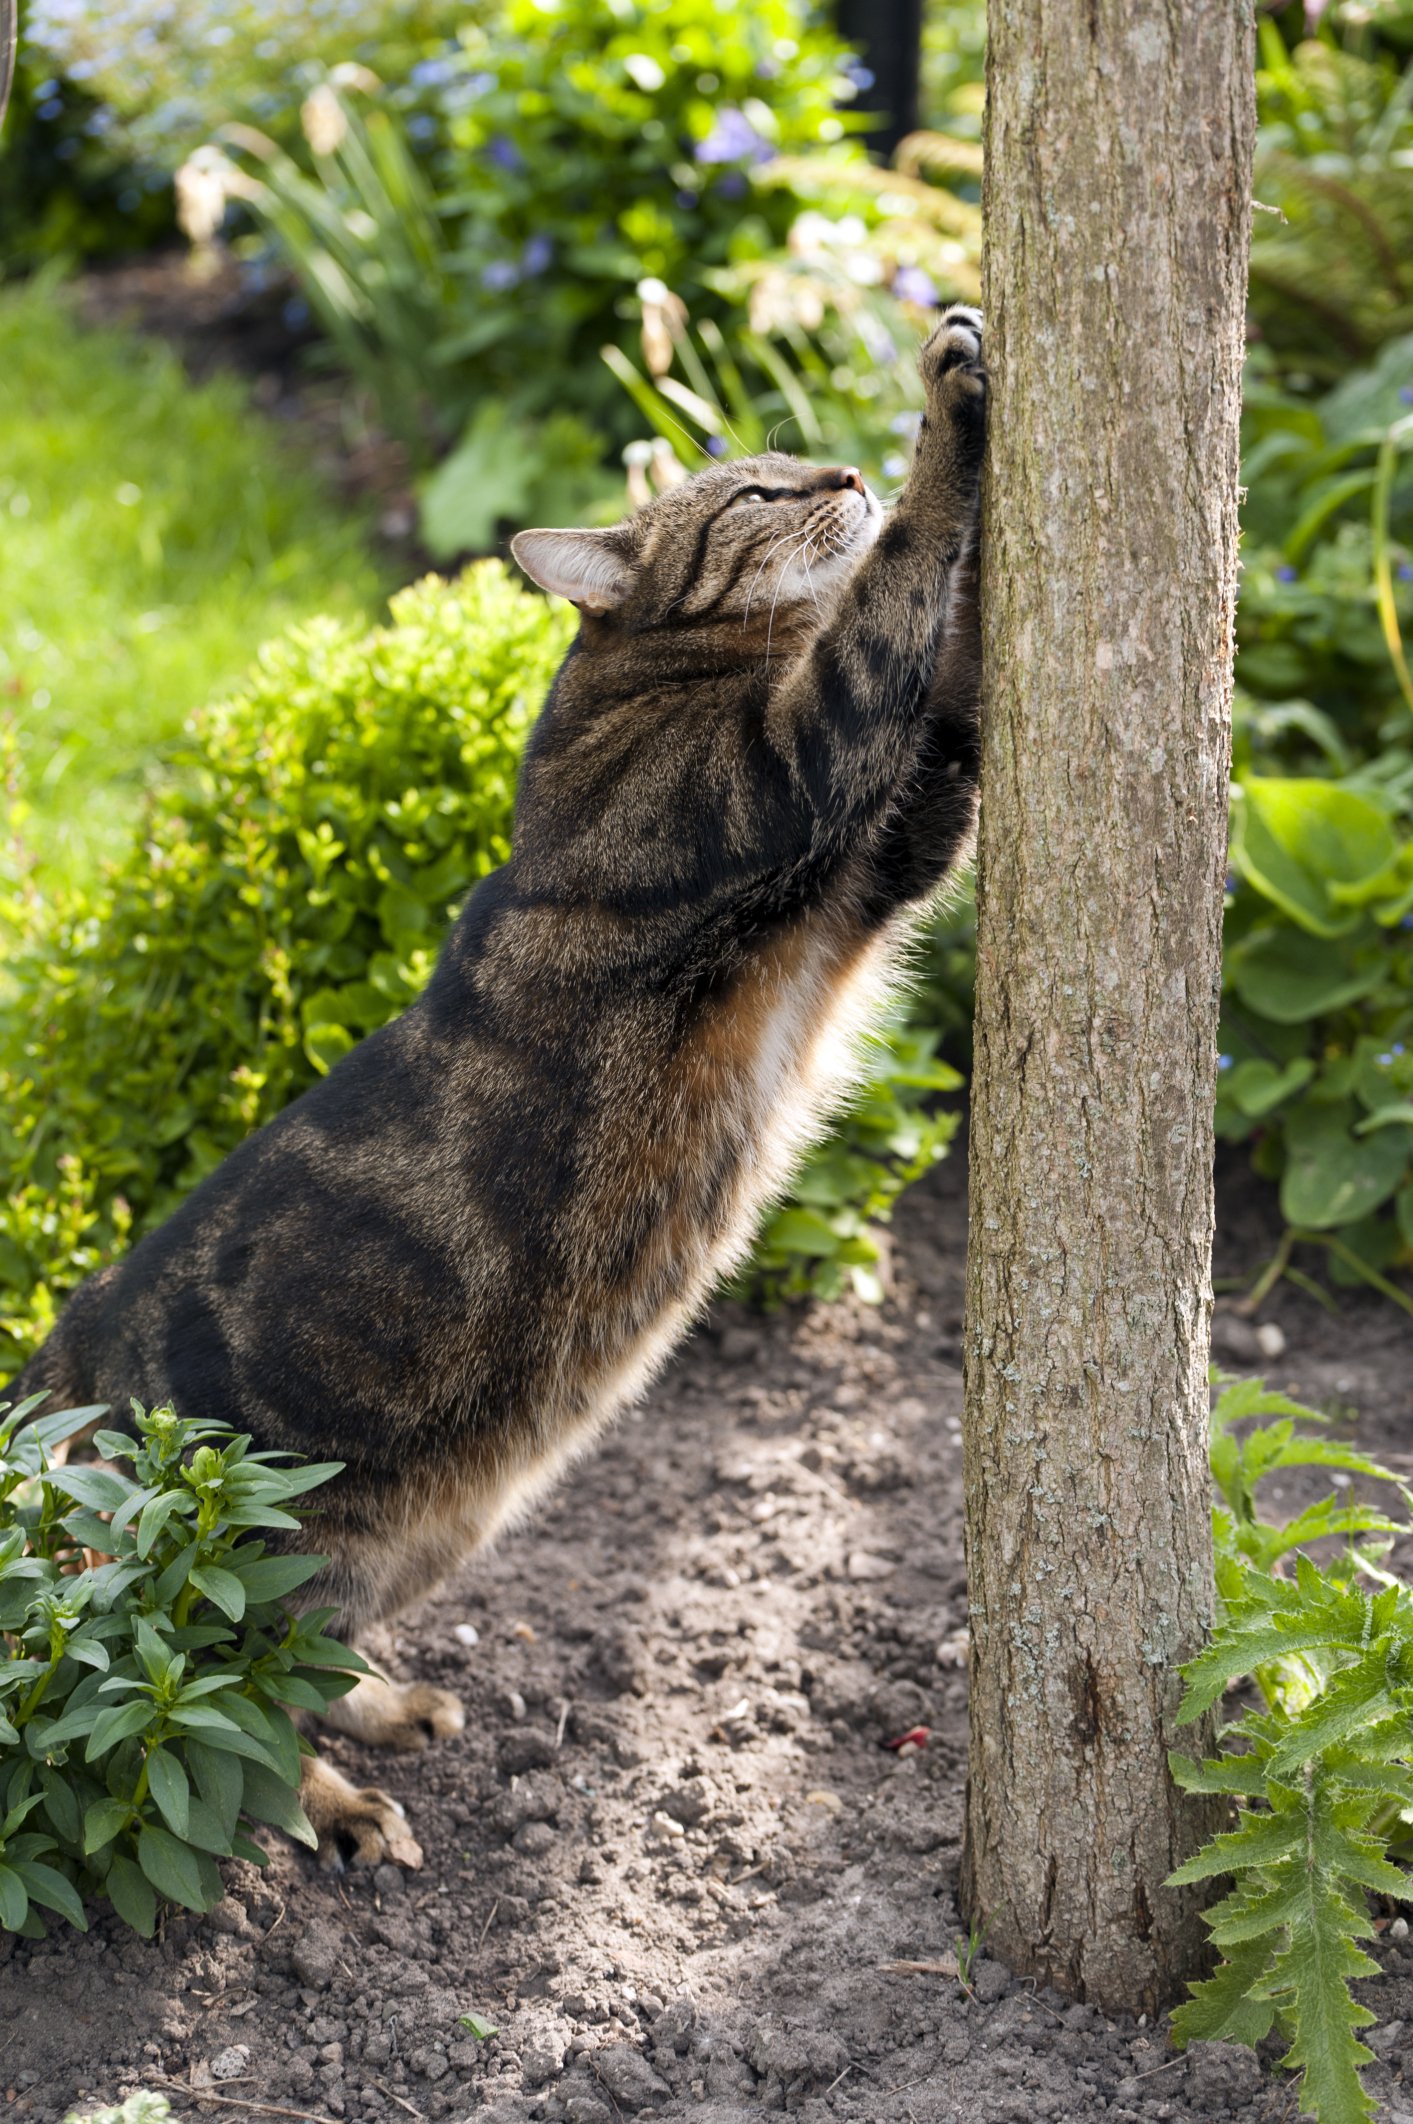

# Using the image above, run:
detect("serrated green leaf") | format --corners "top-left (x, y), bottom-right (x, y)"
top-left (1167, 1810), bottom-right (1306, 1885)
top-left (1171, 1935), bottom-right (1280, 2050)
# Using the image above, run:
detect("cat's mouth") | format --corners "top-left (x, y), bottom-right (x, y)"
top-left (775, 485), bottom-right (881, 601)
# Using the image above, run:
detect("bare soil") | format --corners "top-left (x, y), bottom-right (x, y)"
top-left (2, 1145), bottom-right (1411, 2124)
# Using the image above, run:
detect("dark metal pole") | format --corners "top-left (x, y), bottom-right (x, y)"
top-left (837, 0), bottom-right (924, 158)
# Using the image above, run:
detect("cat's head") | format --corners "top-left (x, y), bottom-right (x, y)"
top-left (511, 452), bottom-right (881, 633)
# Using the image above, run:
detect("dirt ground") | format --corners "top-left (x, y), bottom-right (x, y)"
top-left (2, 1144), bottom-right (1411, 2124)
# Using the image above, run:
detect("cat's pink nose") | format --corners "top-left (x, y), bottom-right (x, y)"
top-left (837, 466), bottom-right (866, 494)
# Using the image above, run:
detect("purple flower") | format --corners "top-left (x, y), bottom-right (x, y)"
top-left (695, 107), bottom-right (772, 166)
top-left (1225, 871), bottom-right (1238, 894)
top-left (716, 171), bottom-right (748, 199)
top-left (481, 260), bottom-right (520, 292)
top-left (487, 135), bottom-right (523, 173)
top-left (1218, 1054), bottom-right (1233, 1071)
top-left (410, 57), bottom-right (457, 88)
top-left (1398, 561), bottom-right (1413, 582)
top-left (1275, 563), bottom-right (1297, 582)
top-left (843, 59), bottom-right (876, 91)
top-left (891, 265), bottom-right (938, 307)
top-left (522, 235), bottom-right (553, 276)
top-left (1401, 385), bottom-right (1413, 405)
top-left (705, 435), bottom-right (728, 458)
top-left (676, 189), bottom-right (697, 209)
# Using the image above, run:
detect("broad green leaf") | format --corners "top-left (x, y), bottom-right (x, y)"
top-left (1280, 1100), bottom-right (1412, 1230)
top-left (238, 1760), bottom-right (317, 1849)
top-left (85, 1699), bottom-right (155, 1762)
top-left (1233, 778), bottom-right (1396, 937)
top-left (106, 1855), bottom-right (156, 1937)
top-left (145, 1748), bottom-right (191, 1840)
top-left (1231, 928), bottom-right (1381, 1026)
top-left (189, 1565), bottom-right (246, 1623)
top-left (0, 1866), bottom-right (28, 1933)
top-left (83, 1797), bottom-right (132, 1855)
top-left (137, 1824), bottom-right (209, 1913)
top-left (14, 1861), bottom-right (87, 1930)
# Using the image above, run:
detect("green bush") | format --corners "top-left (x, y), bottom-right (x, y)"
top-left (0, 276), bottom-right (382, 886)
top-left (203, 0), bottom-right (874, 470)
top-left (0, 1393), bottom-right (358, 1938)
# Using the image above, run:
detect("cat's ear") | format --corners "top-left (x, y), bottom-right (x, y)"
top-left (510, 527), bottom-right (637, 613)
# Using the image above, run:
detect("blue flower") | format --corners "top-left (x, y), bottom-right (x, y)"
top-left (843, 59), bottom-right (875, 91)
top-left (283, 296), bottom-right (311, 331)
top-left (716, 171), bottom-right (748, 199)
top-left (1274, 563), bottom-right (1297, 582)
top-left (522, 235), bottom-right (553, 277)
top-left (410, 57), bottom-right (456, 88)
top-left (695, 107), bottom-right (771, 166)
top-left (487, 135), bottom-right (523, 173)
top-left (891, 266), bottom-right (938, 308)
top-left (481, 259), bottom-right (520, 292)
top-left (1398, 561), bottom-right (1413, 582)
top-left (1218, 1055), bottom-right (1233, 1071)
top-left (705, 435), bottom-right (728, 458)
top-left (1401, 385), bottom-right (1413, 405)
top-left (406, 114), bottom-right (437, 141)
top-left (37, 96), bottom-right (66, 121)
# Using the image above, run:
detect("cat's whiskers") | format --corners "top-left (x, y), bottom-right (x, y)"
top-left (742, 524), bottom-right (811, 627)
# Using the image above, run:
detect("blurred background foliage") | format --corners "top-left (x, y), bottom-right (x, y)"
top-left (0, 0), bottom-right (1412, 1350)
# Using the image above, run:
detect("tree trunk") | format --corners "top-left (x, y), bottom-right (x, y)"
top-left (960, 0), bottom-right (1256, 2014)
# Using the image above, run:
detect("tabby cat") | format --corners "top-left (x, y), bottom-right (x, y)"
top-left (9, 307), bottom-right (986, 1866)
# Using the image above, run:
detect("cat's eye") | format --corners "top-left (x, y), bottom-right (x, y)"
top-left (730, 485), bottom-right (789, 506)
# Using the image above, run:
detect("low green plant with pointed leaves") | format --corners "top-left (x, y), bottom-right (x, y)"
top-left (1166, 1375), bottom-right (1413, 2124)
top-left (0, 1394), bottom-right (360, 1939)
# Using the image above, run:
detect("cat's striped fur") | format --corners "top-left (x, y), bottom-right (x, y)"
top-left (10, 307), bottom-right (986, 1864)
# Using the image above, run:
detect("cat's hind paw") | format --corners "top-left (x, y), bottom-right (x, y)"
top-left (318, 1670), bottom-right (466, 1754)
top-left (301, 1753), bottom-right (425, 1873)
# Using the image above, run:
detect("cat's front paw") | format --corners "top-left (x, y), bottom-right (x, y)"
top-left (301, 1753), bottom-right (425, 1873)
top-left (920, 305), bottom-right (986, 407)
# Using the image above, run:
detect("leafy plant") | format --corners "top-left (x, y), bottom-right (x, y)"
top-left (1167, 1375), bottom-right (1413, 2124)
top-left (0, 1392), bottom-right (359, 1939)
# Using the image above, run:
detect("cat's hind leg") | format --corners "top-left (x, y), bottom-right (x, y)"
top-left (300, 1752), bottom-right (425, 1872)
top-left (318, 1655), bottom-right (466, 1753)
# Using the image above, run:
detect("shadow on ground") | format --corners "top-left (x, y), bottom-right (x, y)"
top-left (4, 1145), bottom-right (1411, 2123)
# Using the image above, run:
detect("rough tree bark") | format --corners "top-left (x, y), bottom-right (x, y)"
top-left (960, 0), bottom-right (1256, 2013)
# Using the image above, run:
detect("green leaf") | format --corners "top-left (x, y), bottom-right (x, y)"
top-left (106, 1854), bottom-right (156, 1937)
top-left (1167, 1810), bottom-right (1306, 1885)
top-left (1231, 929), bottom-right (1381, 1026)
top-left (145, 1747), bottom-right (191, 1839)
top-left (458, 2012), bottom-right (499, 2041)
top-left (14, 1861), bottom-right (87, 1930)
top-left (1171, 1936), bottom-right (1280, 2049)
top-left (186, 1738), bottom-right (244, 1841)
top-left (1280, 1100), bottom-right (1412, 1230)
top-left (237, 1760), bottom-right (317, 1850)
top-left (188, 1564), bottom-right (246, 1623)
top-left (85, 1699), bottom-right (156, 1762)
top-left (1233, 778), bottom-right (1397, 937)
top-left (0, 1865), bottom-right (28, 1933)
top-left (229, 1553), bottom-right (327, 1604)
top-left (83, 1797), bottom-right (132, 1855)
top-left (137, 1823), bottom-right (211, 1913)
